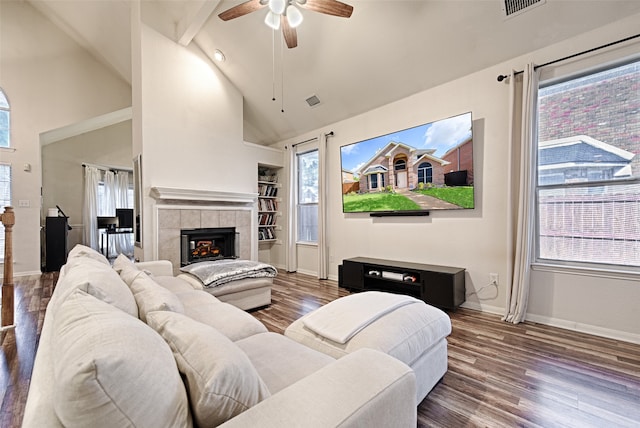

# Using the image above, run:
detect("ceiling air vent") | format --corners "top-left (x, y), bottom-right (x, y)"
top-left (305, 95), bottom-right (321, 107)
top-left (502, 0), bottom-right (546, 18)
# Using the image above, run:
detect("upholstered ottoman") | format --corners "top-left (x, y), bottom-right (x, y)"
top-left (284, 291), bottom-right (451, 404)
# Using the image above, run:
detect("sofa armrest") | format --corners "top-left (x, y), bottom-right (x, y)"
top-left (219, 348), bottom-right (416, 428)
top-left (135, 260), bottom-right (174, 277)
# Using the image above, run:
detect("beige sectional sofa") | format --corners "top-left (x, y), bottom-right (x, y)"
top-left (23, 245), bottom-right (417, 427)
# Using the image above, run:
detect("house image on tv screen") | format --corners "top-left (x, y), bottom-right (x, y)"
top-left (354, 138), bottom-right (473, 193)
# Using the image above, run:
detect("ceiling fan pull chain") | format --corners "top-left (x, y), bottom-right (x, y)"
top-left (272, 28), bottom-right (276, 102)
top-left (281, 31), bottom-right (285, 113)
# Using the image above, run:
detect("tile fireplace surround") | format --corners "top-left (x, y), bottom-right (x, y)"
top-left (151, 187), bottom-right (257, 275)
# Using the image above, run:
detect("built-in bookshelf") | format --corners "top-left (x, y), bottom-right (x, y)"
top-left (258, 166), bottom-right (281, 243)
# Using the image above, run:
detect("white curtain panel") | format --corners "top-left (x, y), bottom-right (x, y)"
top-left (82, 166), bottom-right (101, 250)
top-left (504, 63), bottom-right (539, 324)
top-left (286, 144), bottom-right (298, 273)
top-left (114, 171), bottom-right (133, 256)
top-left (317, 133), bottom-right (329, 279)
top-left (102, 170), bottom-right (116, 257)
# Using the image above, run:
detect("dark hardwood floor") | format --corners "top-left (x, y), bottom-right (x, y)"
top-left (2, 271), bottom-right (639, 427)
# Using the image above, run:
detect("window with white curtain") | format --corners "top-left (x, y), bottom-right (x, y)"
top-left (536, 59), bottom-right (640, 269)
top-left (0, 164), bottom-right (11, 261)
top-left (297, 149), bottom-right (318, 243)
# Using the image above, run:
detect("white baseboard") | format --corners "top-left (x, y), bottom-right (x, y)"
top-left (0, 270), bottom-right (42, 280)
top-left (525, 313), bottom-right (640, 345)
top-left (295, 268), bottom-right (317, 277)
top-left (460, 301), bottom-right (504, 316)
top-left (462, 301), bottom-right (640, 344)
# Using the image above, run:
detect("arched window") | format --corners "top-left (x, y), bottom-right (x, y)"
top-left (0, 88), bottom-right (9, 148)
top-left (394, 159), bottom-right (406, 171)
top-left (418, 162), bottom-right (433, 183)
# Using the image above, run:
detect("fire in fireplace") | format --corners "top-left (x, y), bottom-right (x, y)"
top-left (180, 227), bottom-right (237, 266)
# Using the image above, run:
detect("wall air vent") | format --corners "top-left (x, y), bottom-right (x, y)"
top-left (502, 0), bottom-right (546, 18)
top-left (305, 95), bottom-right (321, 107)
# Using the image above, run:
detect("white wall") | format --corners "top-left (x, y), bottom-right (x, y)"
top-left (133, 19), bottom-right (283, 261)
top-left (271, 13), bottom-right (640, 343)
top-left (0, 0), bottom-right (131, 274)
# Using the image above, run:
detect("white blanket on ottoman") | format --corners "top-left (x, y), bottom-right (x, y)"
top-left (302, 291), bottom-right (418, 344)
top-left (180, 259), bottom-right (277, 288)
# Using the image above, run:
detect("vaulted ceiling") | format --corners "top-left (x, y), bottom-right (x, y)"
top-left (27, 0), bottom-right (640, 145)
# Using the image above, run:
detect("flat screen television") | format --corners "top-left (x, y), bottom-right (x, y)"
top-left (340, 112), bottom-right (474, 214)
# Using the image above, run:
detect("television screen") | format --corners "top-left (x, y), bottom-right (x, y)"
top-left (340, 112), bottom-right (474, 214)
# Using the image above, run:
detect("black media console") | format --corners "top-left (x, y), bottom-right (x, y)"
top-left (339, 257), bottom-right (465, 310)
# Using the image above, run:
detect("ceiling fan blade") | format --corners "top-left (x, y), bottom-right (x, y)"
top-left (218, 0), bottom-right (266, 21)
top-left (300, 0), bottom-right (353, 18)
top-left (281, 16), bottom-right (298, 48)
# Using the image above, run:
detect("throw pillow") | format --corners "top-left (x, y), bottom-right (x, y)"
top-left (146, 311), bottom-right (271, 428)
top-left (130, 272), bottom-right (184, 322)
top-left (112, 253), bottom-right (137, 274)
top-left (52, 290), bottom-right (192, 428)
top-left (67, 244), bottom-right (110, 265)
top-left (52, 256), bottom-right (138, 318)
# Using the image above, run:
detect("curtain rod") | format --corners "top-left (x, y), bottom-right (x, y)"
top-left (497, 32), bottom-right (640, 82)
top-left (289, 131), bottom-right (334, 148)
top-left (82, 163), bottom-right (132, 173)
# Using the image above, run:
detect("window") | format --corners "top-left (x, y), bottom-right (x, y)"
top-left (0, 164), bottom-right (11, 260)
top-left (536, 59), bottom-right (640, 269)
top-left (418, 162), bottom-right (433, 183)
top-left (297, 149), bottom-right (318, 243)
top-left (0, 88), bottom-right (9, 148)
top-left (394, 159), bottom-right (406, 170)
top-left (369, 174), bottom-right (378, 189)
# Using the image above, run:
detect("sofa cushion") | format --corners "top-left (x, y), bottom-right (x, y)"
top-left (154, 275), bottom-right (200, 293)
top-left (235, 332), bottom-right (335, 394)
top-left (53, 256), bottom-right (138, 318)
top-left (67, 244), bottom-right (110, 266)
top-left (52, 290), bottom-right (191, 428)
top-left (112, 253), bottom-right (137, 274)
top-left (175, 290), bottom-right (267, 341)
top-left (129, 272), bottom-right (185, 322)
top-left (146, 311), bottom-right (270, 428)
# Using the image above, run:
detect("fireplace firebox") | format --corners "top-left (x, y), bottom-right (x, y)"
top-left (180, 227), bottom-right (237, 266)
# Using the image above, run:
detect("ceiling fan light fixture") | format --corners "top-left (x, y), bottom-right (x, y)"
top-left (286, 5), bottom-right (304, 28)
top-left (264, 11), bottom-right (281, 30)
top-left (268, 0), bottom-right (286, 15)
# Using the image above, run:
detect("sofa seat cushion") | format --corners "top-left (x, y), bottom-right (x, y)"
top-left (52, 290), bottom-right (191, 428)
top-left (53, 257), bottom-right (138, 319)
top-left (146, 311), bottom-right (271, 428)
top-left (175, 290), bottom-right (268, 341)
top-left (235, 332), bottom-right (335, 395)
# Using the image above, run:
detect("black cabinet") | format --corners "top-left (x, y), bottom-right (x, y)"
top-left (44, 217), bottom-right (68, 272)
top-left (340, 257), bottom-right (465, 310)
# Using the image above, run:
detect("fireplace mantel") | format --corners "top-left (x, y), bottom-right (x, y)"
top-left (150, 187), bottom-right (258, 205)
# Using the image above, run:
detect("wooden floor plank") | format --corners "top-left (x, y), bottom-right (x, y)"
top-left (1, 270), bottom-right (639, 427)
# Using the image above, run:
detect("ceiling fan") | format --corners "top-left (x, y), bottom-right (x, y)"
top-left (218, 0), bottom-right (354, 48)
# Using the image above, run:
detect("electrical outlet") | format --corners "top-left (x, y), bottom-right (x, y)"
top-left (490, 273), bottom-right (499, 286)
top-left (19, 199), bottom-right (30, 207)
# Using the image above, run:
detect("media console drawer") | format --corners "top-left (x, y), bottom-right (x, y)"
top-left (339, 257), bottom-right (465, 310)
